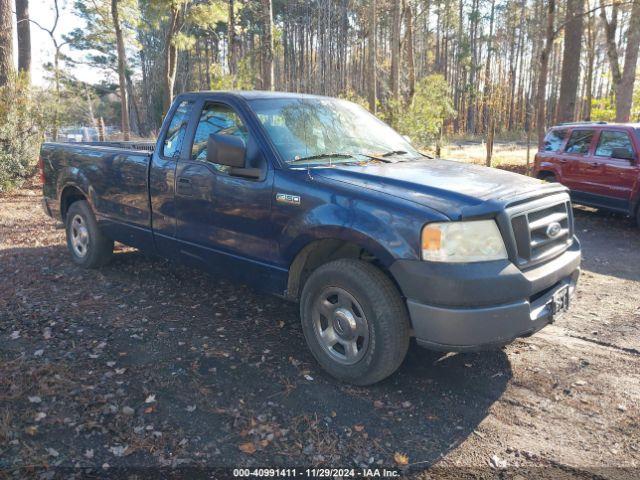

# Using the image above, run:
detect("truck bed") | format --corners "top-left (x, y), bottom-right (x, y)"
top-left (41, 141), bottom-right (156, 248)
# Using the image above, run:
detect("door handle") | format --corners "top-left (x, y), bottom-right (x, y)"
top-left (177, 177), bottom-right (194, 195)
top-left (559, 159), bottom-right (568, 163)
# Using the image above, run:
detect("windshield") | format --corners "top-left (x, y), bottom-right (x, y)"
top-left (248, 97), bottom-right (422, 166)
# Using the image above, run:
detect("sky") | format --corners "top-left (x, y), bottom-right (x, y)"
top-left (11, 0), bottom-right (107, 87)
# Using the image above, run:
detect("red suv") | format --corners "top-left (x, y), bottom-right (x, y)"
top-left (534, 122), bottom-right (640, 224)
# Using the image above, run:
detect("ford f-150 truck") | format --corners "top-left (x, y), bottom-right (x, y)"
top-left (41, 91), bottom-right (581, 385)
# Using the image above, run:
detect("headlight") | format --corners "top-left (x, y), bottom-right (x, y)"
top-left (421, 220), bottom-right (507, 262)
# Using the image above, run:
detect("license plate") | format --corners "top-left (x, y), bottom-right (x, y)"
top-left (551, 285), bottom-right (570, 314)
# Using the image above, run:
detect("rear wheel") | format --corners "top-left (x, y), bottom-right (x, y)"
top-left (300, 259), bottom-right (410, 385)
top-left (65, 200), bottom-right (113, 268)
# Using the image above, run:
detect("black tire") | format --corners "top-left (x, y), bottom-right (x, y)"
top-left (300, 258), bottom-right (410, 385)
top-left (65, 200), bottom-right (113, 268)
top-left (538, 172), bottom-right (557, 183)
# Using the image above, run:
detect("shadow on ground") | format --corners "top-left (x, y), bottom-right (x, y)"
top-left (571, 206), bottom-right (639, 282)
top-left (0, 245), bottom-right (511, 471)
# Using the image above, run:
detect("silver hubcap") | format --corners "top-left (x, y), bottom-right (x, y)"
top-left (70, 214), bottom-right (90, 257)
top-left (312, 287), bottom-right (369, 365)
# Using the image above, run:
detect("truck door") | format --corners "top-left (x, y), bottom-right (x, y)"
top-left (174, 100), bottom-right (280, 285)
top-left (149, 99), bottom-right (194, 258)
top-left (591, 129), bottom-right (639, 210)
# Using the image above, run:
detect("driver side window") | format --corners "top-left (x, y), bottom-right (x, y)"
top-left (191, 103), bottom-right (249, 173)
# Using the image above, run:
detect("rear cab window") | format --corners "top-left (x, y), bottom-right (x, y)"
top-left (543, 129), bottom-right (568, 152)
top-left (564, 129), bottom-right (595, 155)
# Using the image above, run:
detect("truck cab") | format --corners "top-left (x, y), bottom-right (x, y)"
top-left (534, 122), bottom-right (640, 224)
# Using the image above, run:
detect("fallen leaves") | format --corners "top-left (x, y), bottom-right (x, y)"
top-left (238, 442), bottom-right (256, 454)
top-left (109, 445), bottom-right (128, 457)
top-left (489, 454), bottom-right (507, 469)
top-left (46, 447), bottom-right (59, 457)
top-left (394, 452), bottom-right (409, 466)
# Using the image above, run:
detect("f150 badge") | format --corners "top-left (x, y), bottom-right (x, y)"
top-left (276, 193), bottom-right (301, 206)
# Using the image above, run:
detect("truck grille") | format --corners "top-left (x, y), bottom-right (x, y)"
top-left (510, 199), bottom-right (573, 268)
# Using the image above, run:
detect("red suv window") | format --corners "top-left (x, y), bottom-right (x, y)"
top-left (594, 130), bottom-right (634, 158)
top-left (564, 129), bottom-right (595, 154)
top-left (543, 129), bottom-right (568, 151)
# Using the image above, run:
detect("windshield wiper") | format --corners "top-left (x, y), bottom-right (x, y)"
top-left (289, 152), bottom-right (357, 163)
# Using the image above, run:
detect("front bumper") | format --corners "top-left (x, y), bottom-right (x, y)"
top-left (389, 238), bottom-right (581, 351)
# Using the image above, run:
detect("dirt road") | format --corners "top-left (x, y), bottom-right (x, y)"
top-left (1, 184), bottom-right (638, 478)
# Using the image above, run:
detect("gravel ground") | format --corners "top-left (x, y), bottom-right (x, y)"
top-left (1, 183), bottom-right (639, 478)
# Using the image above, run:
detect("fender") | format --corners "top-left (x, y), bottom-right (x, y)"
top-left (56, 167), bottom-right (94, 212)
top-left (280, 202), bottom-right (421, 268)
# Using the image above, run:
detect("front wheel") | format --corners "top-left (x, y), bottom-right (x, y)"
top-left (538, 172), bottom-right (558, 183)
top-left (65, 200), bottom-right (114, 268)
top-left (300, 259), bottom-right (410, 385)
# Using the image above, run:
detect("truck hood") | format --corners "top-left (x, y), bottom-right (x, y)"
top-left (314, 158), bottom-right (566, 219)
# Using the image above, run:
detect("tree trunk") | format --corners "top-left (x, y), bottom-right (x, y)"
top-left (228, 0), bottom-right (237, 76)
top-left (404, 0), bottom-right (415, 103)
top-left (261, 0), bottom-right (274, 90)
top-left (112, 0), bottom-right (131, 141)
top-left (600, 0), bottom-right (621, 84)
top-left (557, 0), bottom-right (583, 123)
top-left (53, 49), bottom-right (60, 141)
top-left (0, 0), bottom-right (13, 87)
top-left (15, 0), bottom-right (31, 77)
top-left (467, 0), bottom-right (480, 133)
top-left (616, 0), bottom-right (640, 121)
top-left (163, 5), bottom-right (180, 115)
top-left (482, 0), bottom-right (496, 134)
top-left (390, 0), bottom-right (401, 103)
top-left (367, 0), bottom-right (377, 113)
top-left (536, 0), bottom-right (555, 146)
top-left (584, 8), bottom-right (596, 120)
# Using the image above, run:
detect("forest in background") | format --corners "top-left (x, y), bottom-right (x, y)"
top-left (2, 0), bottom-right (640, 189)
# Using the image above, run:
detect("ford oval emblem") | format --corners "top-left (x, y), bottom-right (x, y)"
top-left (546, 222), bottom-right (562, 239)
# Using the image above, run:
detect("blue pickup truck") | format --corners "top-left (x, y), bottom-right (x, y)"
top-left (41, 91), bottom-right (581, 385)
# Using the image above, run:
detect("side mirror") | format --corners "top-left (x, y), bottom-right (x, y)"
top-left (206, 133), bottom-right (262, 179)
top-left (611, 147), bottom-right (636, 162)
top-left (207, 133), bottom-right (246, 168)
